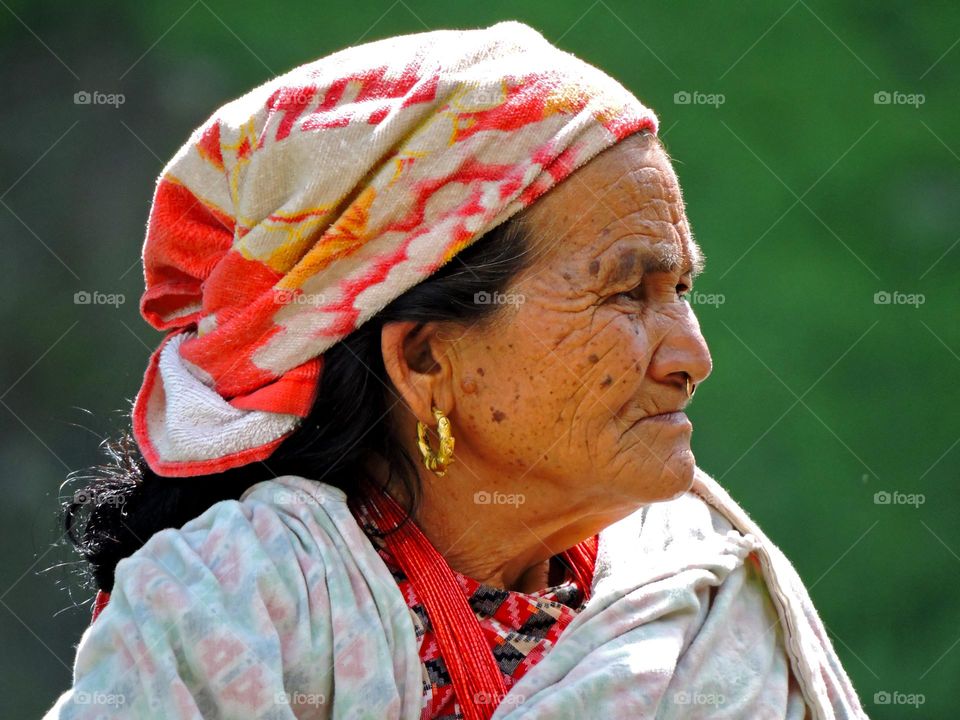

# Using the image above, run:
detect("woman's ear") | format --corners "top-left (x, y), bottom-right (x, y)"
top-left (381, 321), bottom-right (456, 423)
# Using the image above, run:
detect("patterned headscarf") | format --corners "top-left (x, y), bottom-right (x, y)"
top-left (132, 21), bottom-right (658, 476)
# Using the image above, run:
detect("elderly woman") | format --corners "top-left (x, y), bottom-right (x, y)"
top-left (46, 21), bottom-right (865, 720)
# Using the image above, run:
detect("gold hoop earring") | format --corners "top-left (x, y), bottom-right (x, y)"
top-left (417, 406), bottom-right (455, 477)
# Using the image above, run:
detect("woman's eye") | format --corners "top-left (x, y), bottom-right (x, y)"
top-left (614, 278), bottom-right (689, 304)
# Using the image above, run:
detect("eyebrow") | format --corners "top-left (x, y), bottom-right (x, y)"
top-left (639, 242), bottom-right (706, 280)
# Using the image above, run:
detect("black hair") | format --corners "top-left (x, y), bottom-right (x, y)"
top-left (63, 214), bottom-right (534, 593)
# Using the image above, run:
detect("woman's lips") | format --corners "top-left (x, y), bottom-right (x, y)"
top-left (636, 410), bottom-right (692, 429)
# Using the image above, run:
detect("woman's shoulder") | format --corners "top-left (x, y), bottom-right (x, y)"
top-left (610, 477), bottom-right (754, 571)
top-left (45, 476), bottom-right (421, 718)
top-left (115, 475), bottom-right (354, 590)
top-left (94, 474), bottom-right (385, 657)
top-left (106, 476), bottom-right (354, 629)
top-left (636, 484), bottom-right (742, 545)
top-left (239, 473), bottom-right (349, 507)
top-left (512, 479), bottom-right (808, 720)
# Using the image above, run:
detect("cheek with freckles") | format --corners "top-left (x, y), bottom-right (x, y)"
top-left (450, 299), bottom-right (587, 477)
top-left (451, 296), bottom-right (696, 504)
top-left (449, 295), bottom-right (654, 483)
top-left (448, 296), bottom-right (606, 473)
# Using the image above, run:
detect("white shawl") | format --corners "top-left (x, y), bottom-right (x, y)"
top-left (44, 468), bottom-right (866, 719)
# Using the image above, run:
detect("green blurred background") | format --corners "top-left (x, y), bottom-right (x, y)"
top-left (1, 1), bottom-right (957, 716)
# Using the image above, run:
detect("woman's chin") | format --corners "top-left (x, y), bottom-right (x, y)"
top-left (630, 448), bottom-right (697, 504)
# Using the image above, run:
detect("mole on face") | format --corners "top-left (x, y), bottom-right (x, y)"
top-left (461, 376), bottom-right (478, 394)
top-left (588, 259), bottom-right (600, 276)
top-left (608, 248), bottom-right (638, 286)
top-left (491, 408), bottom-right (507, 423)
top-left (588, 353), bottom-right (600, 364)
top-left (600, 375), bottom-right (613, 388)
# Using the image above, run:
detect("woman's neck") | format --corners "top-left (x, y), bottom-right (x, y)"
top-left (363, 454), bottom-right (606, 593)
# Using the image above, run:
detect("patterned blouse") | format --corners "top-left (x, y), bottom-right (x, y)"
top-left (350, 498), bottom-right (595, 720)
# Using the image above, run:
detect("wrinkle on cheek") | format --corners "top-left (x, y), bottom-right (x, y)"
top-left (647, 304), bottom-right (691, 345)
top-left (526, 277), bottom-right (597, 313)
top-left (569, 312), bottom-right (650, 388)
top-left (564, 380), bottom-right (595, 451)
top-left (534, 308), bottom-right (589, 354)
top-left (626, 308), bottom-right (665, 340)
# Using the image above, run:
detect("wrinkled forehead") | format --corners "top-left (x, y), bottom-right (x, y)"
top-left (524, 133), bottom-right (703, 279)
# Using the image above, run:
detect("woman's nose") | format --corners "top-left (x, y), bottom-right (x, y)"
top-left (649, 309), bottom-right (713, 388)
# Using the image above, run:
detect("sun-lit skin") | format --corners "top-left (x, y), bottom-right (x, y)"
top-left (374, 132), bottom-right (713, 594)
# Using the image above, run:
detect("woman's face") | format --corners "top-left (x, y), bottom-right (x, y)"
top-left (444, 133), bottom-right (712, 514)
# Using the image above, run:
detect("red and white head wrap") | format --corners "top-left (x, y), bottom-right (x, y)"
top-left (132, 21), bottom-right (658, 477)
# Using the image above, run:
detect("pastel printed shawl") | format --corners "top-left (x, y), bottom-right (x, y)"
top-left (44, 468), bottom-right (866, 719)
